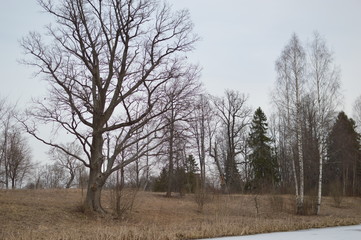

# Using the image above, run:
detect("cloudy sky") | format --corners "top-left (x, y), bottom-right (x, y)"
top-left (1, 0), bottom-right (361, 163)
top-left (170, 0), bottom-right (361, 115)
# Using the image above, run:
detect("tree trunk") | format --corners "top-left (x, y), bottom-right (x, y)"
top-left (83, 167), bottom-right (107, 213)
top-left (296, 136), bottom-right (304, 214)
top-left (66, 172), bottom-right (75, 189)
top-left (343, 167), bottom-right (348, 196)
top-left (211, 146), bottom-right (226, 193)
top-left (291, 150), bottom-right (299, 200)
top-left (296, 76), bottom-right (304, 214)
top-left (11, 177), bottom-right (15, 189)
top-left (199, 125), bottom-right (206, 190)
top-left (166, 147), bottom-right (174, 197)
top-left (135, 160), bottom-right (140, 188)
top-left (352, 169), bottom-right (355, 196)
top-left (316, 141), bottom-right (323, 215)
top-left (143, 149), bottom-right (150, 191)
top-left (166, 116), bottom-right (175, 198)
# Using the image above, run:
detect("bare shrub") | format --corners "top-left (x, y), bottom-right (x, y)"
top-left (194, 188), bottom-right (210, 213)
top-left (110, 187), bottom-right (138, 219)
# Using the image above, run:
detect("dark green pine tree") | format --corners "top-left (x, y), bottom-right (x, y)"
top-left (248, 107), bottom-right (278, 190)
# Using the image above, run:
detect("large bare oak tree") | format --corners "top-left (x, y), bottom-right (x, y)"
top-left (21, 0), bottom-right (198, 213)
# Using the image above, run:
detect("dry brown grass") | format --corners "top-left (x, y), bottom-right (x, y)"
top-left (1, 189), bottom-right (361, 240)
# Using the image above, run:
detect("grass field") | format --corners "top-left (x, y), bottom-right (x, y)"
top-left (0, 189), bottom-right (361, 239)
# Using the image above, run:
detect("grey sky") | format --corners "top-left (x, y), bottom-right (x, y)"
top-left (170, 0), bottom-right (361, 115)
top-left (1, 0), bottom-right (361, 163)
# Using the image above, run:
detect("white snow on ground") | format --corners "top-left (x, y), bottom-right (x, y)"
top-left (202, 224), bottom-right (361, 240)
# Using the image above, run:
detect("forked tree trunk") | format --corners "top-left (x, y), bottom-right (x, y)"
top-left (84, 167), bottom-right (107, 213)
top-left (83, 131), bottom-right (108, 213)
top-left (66, 172), bottom-right (75, 189)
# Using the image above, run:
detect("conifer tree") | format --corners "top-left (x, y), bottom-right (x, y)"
top-left (184, 154), bottom-right (199, 193)
top-left (154, 168), bottom-right (168, 192)
top-left (153, 155), bottom-right (199, 194)
top-left (248, 107), bottom-right (278, 190)
top-left (327, 112), bottom-right (361, 195)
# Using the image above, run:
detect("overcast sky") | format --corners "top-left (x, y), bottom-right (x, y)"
top-left (1, 0), bottom-right (361, 163)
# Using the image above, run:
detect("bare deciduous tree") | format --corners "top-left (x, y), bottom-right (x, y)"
top-left (161, 72), bottom-right (200, 197)
top-left (49, 143), bottom-right (83, 188)
top-left (0, 98), bottom-right (14, 189)
top-left (6, 129), bottom-right (33, 189)
top-left (273, 32), bottom-right (342, 214)
top-left (308, 32), bottom-right (341, 214)
top-left (190, 94), bottom-right (212, 191)
top-left (274, 33), bottom-right (307, 214)
top-left (353, 95), bottom-right (361, 132)
top-left (0, 99), bottom-right (33, 189)
top-left (21, 0), bottom-right (198, 213)
top-left (209, 90), bottom-right (251, 193)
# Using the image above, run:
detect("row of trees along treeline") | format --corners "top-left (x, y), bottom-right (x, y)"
top-left (0, 0), bottom-right (360, 216)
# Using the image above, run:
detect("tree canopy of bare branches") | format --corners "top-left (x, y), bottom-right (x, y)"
top-left (308, 32), bottom-right (341, 214)
top-left (272, 32), bottom-right (341, 215)
top-left (21, 0), bottom-right (198, 213)
top-left (274, 33), bottom-right (307, 214)
top-left (209, 90), bottom-right (251, 193)
top-left (353, 95), bottom-right (361, 131)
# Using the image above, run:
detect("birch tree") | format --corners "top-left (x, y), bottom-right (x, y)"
top-left (353, 95), bottom-right (361, 132)
top-left (21, 0), bottom-right (198, 213)
top-left (308, 32), bottom-right (341, 214)
top-left (274, 34), bottom-right (307, 214)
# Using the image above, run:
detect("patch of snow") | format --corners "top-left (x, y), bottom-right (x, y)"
top-left (202, 225), bottom-right (361, 240)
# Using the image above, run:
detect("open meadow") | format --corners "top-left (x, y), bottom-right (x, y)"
top-left (1, 189), bottom-right (361, 240)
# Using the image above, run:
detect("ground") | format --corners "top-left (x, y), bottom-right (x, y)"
top-left (211, 225), bottom-right (361, 240)
top-left (0, 189), bottom-right (361, 239)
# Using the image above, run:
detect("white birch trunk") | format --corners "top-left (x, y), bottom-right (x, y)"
top-left (292, 153), bottom-right (299, 198)
top-left (316, 140), bottom-right (323, 215)
top-left (296, 120), bottom-right (304, 214)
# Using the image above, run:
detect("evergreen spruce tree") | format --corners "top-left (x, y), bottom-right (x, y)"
top-left (185, 154), bottom-right (199, 193)
top-left (154, 168), bottom-right (168, 192)
top-left (327, 112), bottom-right (361, 195)
top-left (248, 107), bottom-right (279, 191)
top-left (153, 155), bottom-right (200, 194)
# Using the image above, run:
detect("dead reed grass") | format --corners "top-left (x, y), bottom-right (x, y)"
top-left (0, 189), bottom-right (360, 240)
